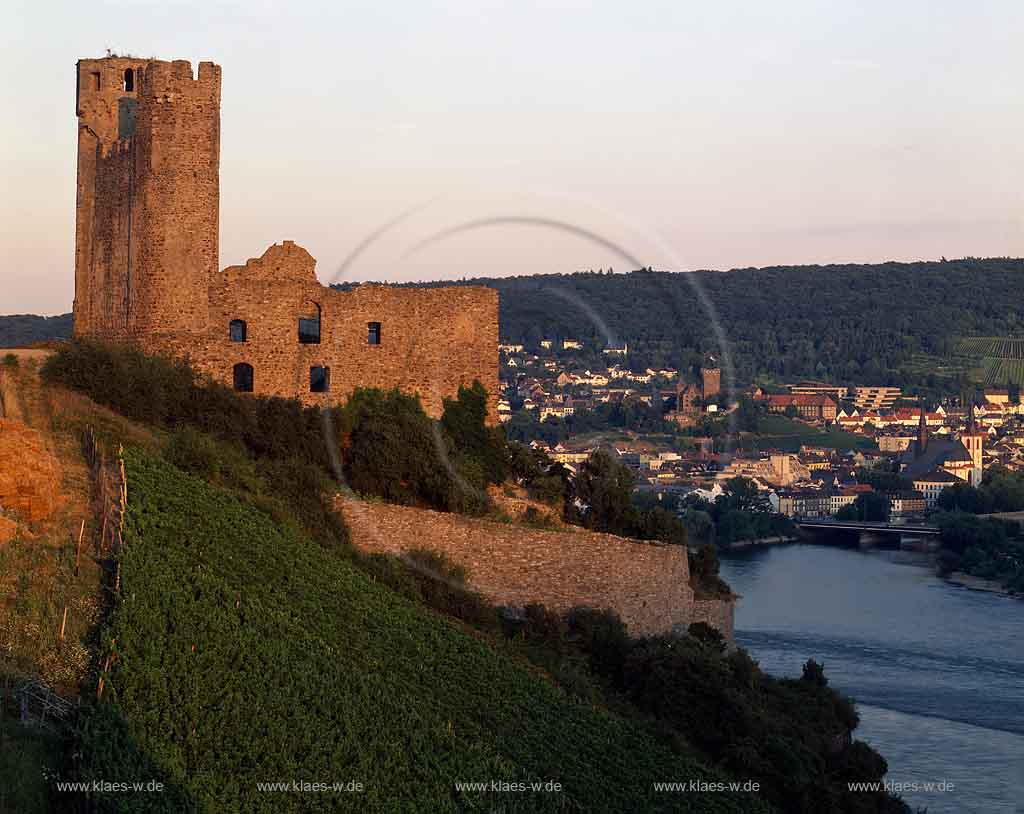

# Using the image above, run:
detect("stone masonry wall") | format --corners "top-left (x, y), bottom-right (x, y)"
top-left (144, 241), bottom-right (500, 419)
top-left (688, 599), bottom-right (736, 644)
top-left (74, 57), bottom-right (498, 420)
top-left (75, 57), bottom-right (220, 340)
top-left (336, 496), bottom-right (735, 640)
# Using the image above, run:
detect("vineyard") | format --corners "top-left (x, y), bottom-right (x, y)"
top-left (78, 450), bottom-right (768, 813)
top-left (981, 357), bottom-right (1024, 386)
top-left (953, 337), bottom-right (1024, 385)
top-left (956, 337), bottom-right (1024, 359)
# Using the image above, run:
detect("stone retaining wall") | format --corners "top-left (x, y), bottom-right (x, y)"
top-left (336, 496), bottom-right (735, 640)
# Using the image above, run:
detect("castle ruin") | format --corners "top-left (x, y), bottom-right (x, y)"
top-left (74, 57), bottom-right (498, 417)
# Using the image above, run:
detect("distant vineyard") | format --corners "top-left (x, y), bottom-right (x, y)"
top-left (982, 357), bottom-right (1024, 386)
top-left (957, 337), bottom-right (1024, 359)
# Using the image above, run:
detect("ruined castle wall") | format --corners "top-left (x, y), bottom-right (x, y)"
top-left (335, 497), bottom-right (728, 639)
top-left (75, 58), bottom-right (498, 421)
top-left (147, 241), bottom-right (500, 419)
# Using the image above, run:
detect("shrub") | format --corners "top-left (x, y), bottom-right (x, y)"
top-left (565, 607), bottom-right (631, 685)
top-left (335, 388), bottom-right (488, 515)
top-left (687, 622), bottom-right (726, 652)
top-left (2, 353), bottom-right (18, 367)
top-left (441, 381), bottom-right (509, 484)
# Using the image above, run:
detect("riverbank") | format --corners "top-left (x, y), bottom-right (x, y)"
top-left (944, 571), bottom-right (1020, 599)
top-left (718, 543), bottom-right (1024, 814)
top-left (725, 535), bottom-right (798, 550)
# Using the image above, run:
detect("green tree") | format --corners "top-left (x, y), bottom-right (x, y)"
top-left (441, 381), bottom-right (508, 485)
top-left (736, 396), bottom-right (760, 432)
top-left (937, 482), bottom-right (993, 514)
top-left (717, 477), bottom-right (770, 515)
top-left (573, 450), bottom-right (636, 534)
top-left (848, 491), bottom-right (890, 522)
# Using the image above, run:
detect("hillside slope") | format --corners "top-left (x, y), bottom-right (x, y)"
top-left (0, 314), bottom-right (73, 348)
top-left (338, 256), bottom-right (1024, 387)
top-left (77, 449), bottom-right (770, 813)
top-left (8, 257), bottom-right (1024, 388)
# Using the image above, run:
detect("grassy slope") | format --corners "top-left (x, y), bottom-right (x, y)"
top-left (79, 450), bottom-right (772, 813)
top-left (0, 357), bottom-right (164, 812)
top-left (748, 414), bottom-right (876, 453)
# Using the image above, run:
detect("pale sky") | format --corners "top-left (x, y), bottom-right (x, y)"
top-left (2, 0), bottom-right (1022, 315)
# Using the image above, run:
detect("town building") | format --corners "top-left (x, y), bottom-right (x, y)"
top-left (789, 381), bottom-right (848, 401)
top-left (899, 408), bottom-right (984, 487)
top-left (887, 491), bottom-right (927, 518)
top-left (700, 366), bottom-right (721, 400)
top-left (911, 469), bottom-right (960, 508)
top-left (765, 394), bottom-right (838, 422)
top-left (852, 386), bottom-right (901, 410)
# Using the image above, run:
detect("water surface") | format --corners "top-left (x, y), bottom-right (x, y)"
top-left (719, 543), bottom-right (1024, 814)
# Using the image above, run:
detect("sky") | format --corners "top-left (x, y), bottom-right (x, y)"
top-left (1, 0), bottom-right (1022, 315)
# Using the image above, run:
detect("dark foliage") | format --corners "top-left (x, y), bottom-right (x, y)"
top-left (338, 258), bottom-right (1024, 392)
top-left (835, 492), bottom-right (891, 523)
top-left (680, 478), bottom-right (794, 545)
top-left (572, 450), bottom-right (689, 544)
top-left (935, 512), bottom-right (1024, 592)
top-left (936, 466), bottom-right (1024, 514)
top-left (0, 313), bottom-right (73, 347)
top-left (441, 381), bottom-right (510, 484)
top-left (688, 544), bottom-right (733, 598)
top-left (42, 340), bottom-right (346, 548)
top-left (540, 615), bottom-right (901, 814)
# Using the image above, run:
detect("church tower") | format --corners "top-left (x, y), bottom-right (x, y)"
top-left (74, 57), bottom-right (221, 339)
top-left (960, 404), bottom-right (986, 486)
top-left (915, 405), bottom-right (929, 457)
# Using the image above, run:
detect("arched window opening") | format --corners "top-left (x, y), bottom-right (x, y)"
top-left (229, 319), bottom-right (247, 342)
top-left (123, 68), bottom-right (134, 92)
top-left (367, 321), bottom-right (381, 345)
top-left (298, 301), bottom-right (321, 344)
top-left (310, 366), bottom-right (330, 393)
top-left (233, 363), bottom-right (254, 392)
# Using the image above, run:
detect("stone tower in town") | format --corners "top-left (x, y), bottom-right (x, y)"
top-left (961, 405), bottom-right (986, 486)
top-left (74, 57), bottom-right (221, 339)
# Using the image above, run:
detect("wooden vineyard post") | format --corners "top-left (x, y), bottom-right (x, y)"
top-left (96, 645), bottom-right (115, 701)
top-left (75, 518), bottom-right (85, 576)
top-left (59, 607), bottom-right (68, 641)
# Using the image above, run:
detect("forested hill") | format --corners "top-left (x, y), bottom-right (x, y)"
top-left (338, 257), bottom-right (1024, 389)
top-left (6, 257), bottom-right (1023, 388)
top-left (0, 313), bottom-right (72, 347)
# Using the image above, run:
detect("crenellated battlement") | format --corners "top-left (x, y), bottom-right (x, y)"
top-left (140, 59), bottom-right (221, 101)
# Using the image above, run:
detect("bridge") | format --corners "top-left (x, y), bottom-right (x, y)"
top-left (795, 519), bottom-right (939, 548)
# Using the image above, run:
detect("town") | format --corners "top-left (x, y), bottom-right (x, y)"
top-left (496, 336), bottom-right (1024, 527)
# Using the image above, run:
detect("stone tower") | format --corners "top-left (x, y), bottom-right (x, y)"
top-left (960, 405), bottom-right (986, 486)
top-left (74, 57), bottom-right (221, 339)
top-left (700, 365), bottom-right (721, 401)
top-left (916, 406), bottom-right (929, 456)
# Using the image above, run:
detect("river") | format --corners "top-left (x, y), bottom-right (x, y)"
top-left (718, 543), bottom-right (1024, 814)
